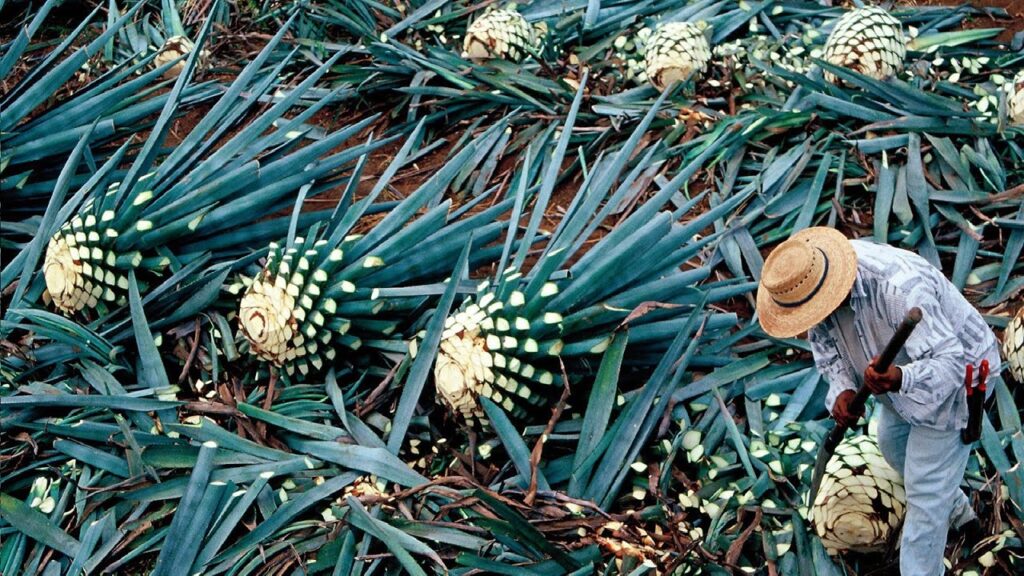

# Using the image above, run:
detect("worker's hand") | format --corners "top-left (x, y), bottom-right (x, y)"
top-left (832, 389), bottom-right (864, 428)
top-left (864, 358), bottom-right (902, 395)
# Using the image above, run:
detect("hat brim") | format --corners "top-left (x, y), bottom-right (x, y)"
top-left (757, 228), bottom-right (858, 338)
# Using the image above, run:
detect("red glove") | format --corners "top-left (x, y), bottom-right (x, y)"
top-left (864, 358), bottom-right (902, 395)
top-left (832, 389), bottom-right (864, 428)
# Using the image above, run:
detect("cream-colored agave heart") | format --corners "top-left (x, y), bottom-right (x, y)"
top-left (239, 279), bottom-right (297, 365)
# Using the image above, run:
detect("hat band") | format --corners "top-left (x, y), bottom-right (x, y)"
top-left (772, 248), bottom-right (829, 308)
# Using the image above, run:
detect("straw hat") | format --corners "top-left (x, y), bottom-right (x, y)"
top-left (757, 227), bottom-right (858, 338)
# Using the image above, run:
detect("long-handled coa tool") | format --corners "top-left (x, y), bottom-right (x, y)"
top-left (807, 307), bottom-right (923, 505)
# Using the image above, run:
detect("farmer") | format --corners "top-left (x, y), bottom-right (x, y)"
top-left (756, 227), bottom-right (1001, 576)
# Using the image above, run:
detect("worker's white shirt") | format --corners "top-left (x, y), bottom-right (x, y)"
top-left (808, 240), bottom-right (1001, 431)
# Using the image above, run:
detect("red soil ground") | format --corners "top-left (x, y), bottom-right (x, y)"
top-left (917, 0), bottom-right (1024, 40)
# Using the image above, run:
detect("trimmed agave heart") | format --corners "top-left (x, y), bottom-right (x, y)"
top-left (822, 6), bottom-right (906, 83)
top-left (1007, 71), bottom-right (1024, 126)
top-left (810, 434), bottom-right (906, 554)
top-left (463, 8), bottom-right (544, 61)
top-left (644, 22), bottom-right (711, 90)
top-left (418, 274), bottom-right (565, 425)
top-left (1003, 306), bottom-right (1024, 384)
top-left (154, 35), bottom-right (208, 78)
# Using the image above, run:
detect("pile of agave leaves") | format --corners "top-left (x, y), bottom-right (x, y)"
top-left (2, 0), bottom-right (1023, 574)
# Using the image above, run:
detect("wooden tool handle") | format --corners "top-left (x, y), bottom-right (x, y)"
top-left (824, 307), bottom-right (924, 453)
top-left (844, 306), bottom-right (923, 418)
top-left (876, 306), bottom-right (923, 371)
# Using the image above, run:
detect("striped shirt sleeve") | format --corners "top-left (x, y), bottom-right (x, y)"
top-left (808, 323), bottom-right (856, 412)
top-left (891, 283), bottom-right (966, 410)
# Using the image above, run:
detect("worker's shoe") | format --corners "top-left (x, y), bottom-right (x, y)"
top-left (951, 518), bottom-right (984, 551)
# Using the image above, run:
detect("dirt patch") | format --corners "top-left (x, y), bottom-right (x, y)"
top-left (912, 0), bottom-right (1024, 42)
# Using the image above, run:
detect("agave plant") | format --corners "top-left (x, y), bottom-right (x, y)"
top-left (710, 6), bottom-right (1024, 307)
top-left (275, 0), bottom-right (777, 137)
top-left (0, 372), bottom-right (434, 575)
top-left (413, 90), bottom-right (756, 426)
top-left (0, 0), bottom-right (214, 226)
top-left (229, 121), bottom-right (520, 377)
top-left (29, 22), bottom-right (386, 320)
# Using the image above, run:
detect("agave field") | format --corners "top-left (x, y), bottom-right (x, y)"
top-left (3, 0), bottom-right (1024, 574)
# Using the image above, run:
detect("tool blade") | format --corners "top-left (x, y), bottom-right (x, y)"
top-left (807, 440), bottom-right (833, 505)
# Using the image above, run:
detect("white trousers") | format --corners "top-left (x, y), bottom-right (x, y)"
top-left (876, 404), bottom-right (975, 576)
